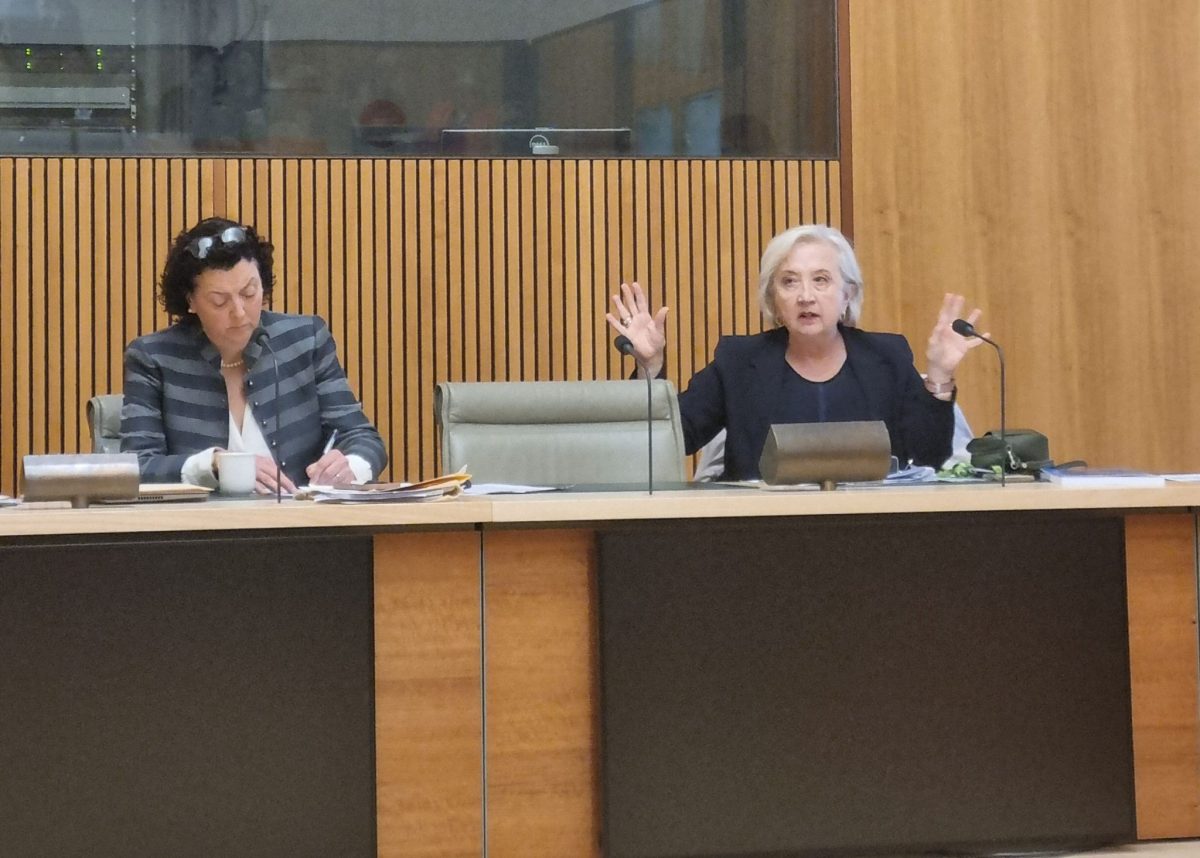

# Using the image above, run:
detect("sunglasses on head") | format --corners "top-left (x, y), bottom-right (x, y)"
top-left (186, 225), bottom-right (248, 260)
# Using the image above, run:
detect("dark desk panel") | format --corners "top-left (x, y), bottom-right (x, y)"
top-left (598, 513), bottom-right (1136, 858)
top-left (0, 533), bottom-right (376, 858)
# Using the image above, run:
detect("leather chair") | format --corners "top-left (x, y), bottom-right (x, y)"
top-left (435, 380), bottom-right (686, 485)
top-left (85, 394), bottom-right (124, 454)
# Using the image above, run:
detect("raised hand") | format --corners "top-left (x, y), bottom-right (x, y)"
top-left (926, 293), bottom-right (987, 383)
top-left (605, 281), bottom-right (669, 377)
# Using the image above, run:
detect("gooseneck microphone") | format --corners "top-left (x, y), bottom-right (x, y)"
top-left (614, 335), bottom-right (653, 495)
top-left (952, 318), bottom-right (1007, 487)
top-left (254, 329), bottom-right (283, 503)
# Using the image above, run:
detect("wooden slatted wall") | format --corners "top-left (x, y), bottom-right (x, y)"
top-left (848, 0), bottom-right (1200, 473)
top-left (0, 157), bottom-right (839, 493)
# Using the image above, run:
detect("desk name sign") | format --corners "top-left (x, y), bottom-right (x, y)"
top-left (22, 453), bottom-right (140, 508)
top-left (758, 420), bottom-right (891, 490)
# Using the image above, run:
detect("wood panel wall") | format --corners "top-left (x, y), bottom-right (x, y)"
top-left (0, 156), bottom-right (840, 494)
top-left (848, 0), bottom-right (1200, 472)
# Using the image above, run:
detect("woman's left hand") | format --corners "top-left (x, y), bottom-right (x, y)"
top-left (926, 293), bottom-right (986, 383)
top-left (307, 449), bottom-right (354, 486)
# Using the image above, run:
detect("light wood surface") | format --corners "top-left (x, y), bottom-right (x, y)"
top-left (849, 0), bottom-right (1200, 473)
top-left (485, 482), bottom-right (1200, 524)
top-left (0, 496), bottom-right (491, 537)
top-left (0, 156), bottom-right (836, 497)
top-left (3, 483), bottom-right (1200, 538)
top-left (1125, 514), bottom-right (1200, 838)
top-left (1066, 843), bottom-right (1200, 857)
top-left (483, 529), bottom-right (600, 857)
top-left (375, 531), bottom-right (483, 858)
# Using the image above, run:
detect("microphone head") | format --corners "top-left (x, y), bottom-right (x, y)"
top-left (613, 335), bottom-right (636, 356)
top-left (951, 318), bottom-right (977, 337)
top-left (253, 327), bottom-right (271, 346)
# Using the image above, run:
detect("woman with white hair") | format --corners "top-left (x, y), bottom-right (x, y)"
top-left (606, 224), bottom-right (985, 481)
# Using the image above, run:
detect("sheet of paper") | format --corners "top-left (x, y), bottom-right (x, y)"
top-left (463, 483), bottom-right (561, 495)
top-left (884, 465), bottom-right (937, 483)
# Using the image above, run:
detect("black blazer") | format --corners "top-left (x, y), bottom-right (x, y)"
top-left (121, 311), bottom-right (387, 485)
top-left (678, 325), bottom-right (954, 480)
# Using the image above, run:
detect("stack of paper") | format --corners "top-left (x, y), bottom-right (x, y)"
top-left (301, 472), bottom-right (471, 503)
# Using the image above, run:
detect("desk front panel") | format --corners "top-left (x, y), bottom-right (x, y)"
top-left (0, 531), bottom-right (376, 858)
top-left (478, 505), bottom-right (1200, 856)
top-left (374, 530), bottom-right (484, 858)
top-left (598, 512), bottom-right (1136, 857)
top-left (1, 492), bottom-right (1197, 856)
top-left (1125, 513), bottom-right (1200, 837)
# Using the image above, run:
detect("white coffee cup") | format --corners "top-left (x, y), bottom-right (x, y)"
top-left (216, 451), bottom-right (258, 494)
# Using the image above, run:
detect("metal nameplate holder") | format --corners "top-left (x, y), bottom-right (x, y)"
top-left (758, 420), bottom-right (891, 490)
top-left (22, 453), bottom-right (140, 508)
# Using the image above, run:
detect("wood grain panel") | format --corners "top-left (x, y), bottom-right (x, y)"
top-left (295, 159), bottom-right (313, 321)
top-left (460, 160), bottom-right (481, 382)
top-left (31, 160), bottom-right (48, 453)
top-left (345, 160), bottom-right (365, 395)
top-left (1124, 513), bottom-right (1200, 838)
top-left (0, 156), bottom-right (831, 494)
top-left (79, 158), bottom-right (97, 402)
top-left (374, 530), bottom-right (483, 858)
top-left (603, 162), bottom-right (621, 380)
top-left (482, 528), bottom-right (600, 858)
top-left (111, 157), bottom-right (127, 388)
top-left (849, 0), bottom-right (1200, 472)
top-left (1, 160), bottom-right (13, 472)
top-left (52, 160), bottom-right (70, 448)
top-left (546, 161), bottom-right (564, 380)
top-left (58, 159), bottom-right (78, 452)
top-left (13, 158), bottom-right (31, 471)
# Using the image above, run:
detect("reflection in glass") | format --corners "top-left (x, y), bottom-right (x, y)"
top-left (0, 0), bottom-right (837, 157)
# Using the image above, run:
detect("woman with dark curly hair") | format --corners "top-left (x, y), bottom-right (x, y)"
top-left (120, 217), bottom-right (387, 492)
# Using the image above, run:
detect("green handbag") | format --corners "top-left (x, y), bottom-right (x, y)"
top-left (967, 429), bottom-right (1052, 474)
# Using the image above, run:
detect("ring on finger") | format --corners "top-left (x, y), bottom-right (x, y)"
top-left (621, 316), bottom-right (632, 327)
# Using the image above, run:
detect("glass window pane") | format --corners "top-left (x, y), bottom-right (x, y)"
top-left (0, 0), bottom-right (838, 157)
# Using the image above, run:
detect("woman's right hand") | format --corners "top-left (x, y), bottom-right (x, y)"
top-left (605, 281), bottom-right (669, 377)
top-left (254, 454), bottom-right (297, 494)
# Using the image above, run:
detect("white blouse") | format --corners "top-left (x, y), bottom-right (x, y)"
top-left (180, 402), bottom-right (371, 488)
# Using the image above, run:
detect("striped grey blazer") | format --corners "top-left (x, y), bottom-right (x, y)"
top-left (121, 311), bottom-right (387, 485)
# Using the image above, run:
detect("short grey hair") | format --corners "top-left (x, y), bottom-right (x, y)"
top-left (757, 224), bottom-right (864, 328)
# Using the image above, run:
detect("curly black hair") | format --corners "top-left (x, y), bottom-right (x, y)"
top-left (159, 217), bottom-right (275, 322)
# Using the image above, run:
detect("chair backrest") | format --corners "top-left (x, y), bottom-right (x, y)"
top-left (86, 394), bottom-right (124, 454)
top-left (435, 380), bottom-right (686, 485)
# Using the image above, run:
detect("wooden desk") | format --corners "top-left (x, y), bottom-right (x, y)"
top-left (1, 485), bottom-right (1198, 856)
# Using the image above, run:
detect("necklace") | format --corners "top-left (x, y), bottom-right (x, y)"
top-left (220, 358), bottom-right (245, 369)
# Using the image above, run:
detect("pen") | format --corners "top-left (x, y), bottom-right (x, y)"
top-left (322, 429), bottom-right (339, 456)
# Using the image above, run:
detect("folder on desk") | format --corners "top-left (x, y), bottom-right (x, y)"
top-left (302, 472), bottom-right (471, 503)
top-left (97, 483), bottom-right (213, 504)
